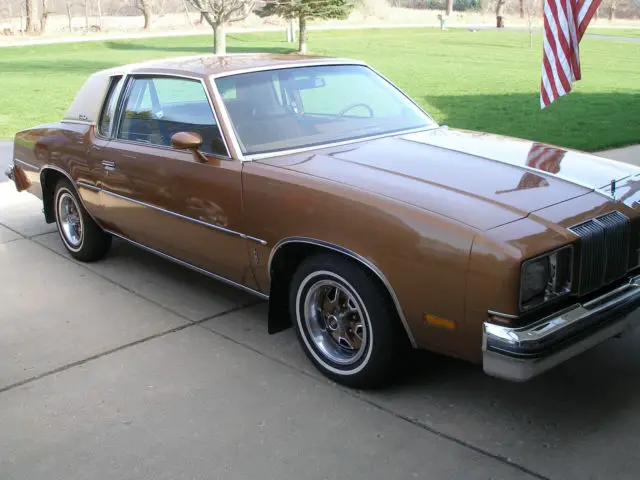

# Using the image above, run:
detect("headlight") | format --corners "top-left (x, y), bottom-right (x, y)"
top-left (520, 246), bottom-right (573, 311)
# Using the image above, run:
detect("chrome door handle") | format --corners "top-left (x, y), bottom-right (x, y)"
top-left (102, 160), bottom-right (116, 172)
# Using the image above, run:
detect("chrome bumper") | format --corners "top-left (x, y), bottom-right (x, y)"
top-left (5, 164), bottom-right (14, 181)
top-left (483, 274), bottom-right (640, 381)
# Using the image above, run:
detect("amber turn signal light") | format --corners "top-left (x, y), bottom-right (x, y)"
top-left (424, 314), bottom-right (456, 330)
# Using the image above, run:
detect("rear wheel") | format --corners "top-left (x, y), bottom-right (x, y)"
top-left (290, 253), bottom-right (406, 389)
top-left (54, 179), bottom-right (111, 262)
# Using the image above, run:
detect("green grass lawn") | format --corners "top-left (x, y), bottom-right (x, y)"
top-left (586, 28), bottom-right (640, 38)
top-left (0, 28), bottom-right (638, 151)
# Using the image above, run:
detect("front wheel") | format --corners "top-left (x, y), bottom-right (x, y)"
top-left (54, 179), bottom-right (112, 262)
top-left (290, 254), bottom-right (406, 389)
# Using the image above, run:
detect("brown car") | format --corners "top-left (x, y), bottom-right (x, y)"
top-left (6, 53), bottom-right (640, 388)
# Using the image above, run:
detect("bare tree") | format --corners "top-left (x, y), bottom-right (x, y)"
top-left (519, 0), bottom-right (524, 18)
top-left (523, 0), bottom-right (539, 48)
top-left (20, 1), bottom-right (25, 34)
top-left (65, 0), bottom-right (74, 30)
top-left (446, 0), bottom-right (453, 16)
top-left (181, 0), bottom-right (196, 26)
top-left (495, 0), bottom-right (506, 27)
top-left (83, 0), bottom-right (89, 30)
top-left (96, 0), bottom-right (103, 28)
top-left (25, 0), bottom-right (38, 33)
top-left (40, 0), bottom-right (51, 33)
top-left (136, 0), bottom-right (153, 30)
top-left (607, 0), bottom-right (617, 21)
top-left (187, 0), bottom-right (256, 54)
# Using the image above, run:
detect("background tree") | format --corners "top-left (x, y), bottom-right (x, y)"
top-left (256, 0), bottom-right (354, 54)
top-left (187, 0), bottom-right (256, 54)
top-left (495, 0), bottom-right (506, 27)
top-left (523, 0), bottom-right (539, 48)
top-left (25, 0), bottom-right (37, 32)
top-left (607, 0), bottom-right (617, 21)
top-left (136, 0), bottom-right (153, 30)
top-left (40, 0), bottom-right (50, 32)
top-left (446, 0), bottom-right (453, 15)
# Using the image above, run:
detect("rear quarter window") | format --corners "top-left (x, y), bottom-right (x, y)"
top-left (98, 76), bottom-right (123, 137)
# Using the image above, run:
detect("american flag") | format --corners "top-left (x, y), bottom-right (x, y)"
top-left (540, 0), bottom-right (602, 108)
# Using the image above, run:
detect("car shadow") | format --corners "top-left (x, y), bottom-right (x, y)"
top-left (361, 332), bottom-right (640, 468)
top-left (82, 230), bottom-right (640, 478)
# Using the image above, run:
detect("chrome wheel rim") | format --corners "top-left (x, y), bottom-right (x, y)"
top-left (57, 191), bottom-right (83, 250)
top-left (303, 279), bottom-right (368, 366)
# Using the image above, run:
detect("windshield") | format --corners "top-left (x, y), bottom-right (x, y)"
top-left (214, 64), bottom-right (434, 156)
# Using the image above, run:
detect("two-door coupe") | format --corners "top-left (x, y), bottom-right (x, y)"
top-left (7, 53), bottom-right (640, 388)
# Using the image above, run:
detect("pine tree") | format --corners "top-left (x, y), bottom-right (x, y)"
top-left (256, 0), bottom-right (354, 54)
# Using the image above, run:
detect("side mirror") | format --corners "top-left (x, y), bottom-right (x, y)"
top-left (171, 131), bottom-right (207, 162)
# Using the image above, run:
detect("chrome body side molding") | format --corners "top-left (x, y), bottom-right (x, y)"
top-left (98, 188), bottom-right (267, 245)
top-left (105, 230), bottom-right (269, 301)
top-left (14, 158), bottom-right (40, 170)
top-left (77, 180), bottom-right (100, 192)
top-left (267, 236), bottom-right (418, 348)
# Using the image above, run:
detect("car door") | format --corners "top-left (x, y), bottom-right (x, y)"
top-left (96, 74), bottom-right (255, 286)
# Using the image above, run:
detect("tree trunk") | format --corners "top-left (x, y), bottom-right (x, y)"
top-left (290, 16), bottom-right (296, 42)
top-left (84, 0), bottom-right (89, 31)
top-left (446, 0), bottom-right (453, 16)
top-left (25, 0), bottom-right (37, 33)
top-left (96, 0), bottom-right (103, 28)
top-left (299, 14), bottom-right (307, 54)
top-left (20, 1), bottom-right (25, 35)
top-left (181, 0), bottom-right (195, 27)
top-left (139, 0), bottom-right (152, 30)
top-left (608, 0), bottom-right (617, 21)
top-left (40, 0), bottom-right (48, 33)
top-left (520, 0), bottom-right (525, 18)
top-left (214, 23), bottom-right (226, 54)
top-left (496, 0), bottom-right (505, 28)
top-left (66, 3), bottom-right (73, 31)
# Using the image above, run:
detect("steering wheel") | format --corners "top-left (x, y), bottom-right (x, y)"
top-left (338, 103), bottom-right (374, 118)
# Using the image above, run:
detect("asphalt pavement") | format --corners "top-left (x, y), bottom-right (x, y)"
top-left (2, 145), bottom-right (640, 479)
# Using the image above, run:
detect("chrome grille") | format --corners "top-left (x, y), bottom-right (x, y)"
top-left (569, 211), bottom-right (630, 295)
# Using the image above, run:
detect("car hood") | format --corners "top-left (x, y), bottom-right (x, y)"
top-left (258, 128), bottom-right (640, 230)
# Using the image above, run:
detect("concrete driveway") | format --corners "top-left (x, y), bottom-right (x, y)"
top-left (2, 143), bottom-right (640, 480)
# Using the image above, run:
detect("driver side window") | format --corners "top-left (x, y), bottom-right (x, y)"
top-left (116, 76), bottom-right (228, 157)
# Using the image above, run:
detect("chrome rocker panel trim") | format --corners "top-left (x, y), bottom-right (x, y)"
top-left (483, 275), bottom-right (640, 382)
top-left (105, 230), bottom-right (269, 301)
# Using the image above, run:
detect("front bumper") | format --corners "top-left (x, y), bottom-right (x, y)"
top-left (483, 275), bottom-right (640, 381)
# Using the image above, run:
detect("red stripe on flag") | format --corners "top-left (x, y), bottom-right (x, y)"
top-left (547, 0), bottom-right (574, 91)
top-left (543, 54), bottom-right (560, 100)
top-left (578, 1), bottom-right (600, 40)
top-left (543, 16), bottom-right (572, 93)
top-left (540, 0), bottom-right (601, 108)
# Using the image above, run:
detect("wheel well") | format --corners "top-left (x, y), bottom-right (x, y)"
top-left (40, 169), bottom-right (67, 224)
top-left (267, 241), bottom-right (413, 347)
